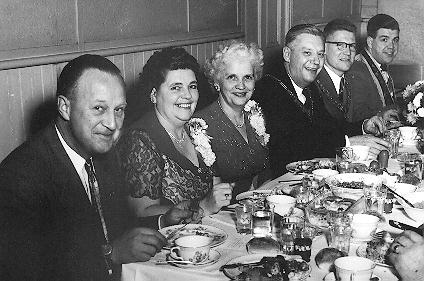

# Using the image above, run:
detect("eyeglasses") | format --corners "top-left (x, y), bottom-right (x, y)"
top-left (326, 41), bottom-right (357, 51)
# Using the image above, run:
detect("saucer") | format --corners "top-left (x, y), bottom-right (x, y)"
top-left (168, 249), bottom-right (220, 268)
top-left (350, 235), bottom-right (373, 243)
top-left (324, 272), bottom-right (380, 281)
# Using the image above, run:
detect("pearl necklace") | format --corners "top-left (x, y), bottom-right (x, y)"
top-left (217, 100), bottom-right (245, 128)
top-left (165, 128), bottom-right (185, 145)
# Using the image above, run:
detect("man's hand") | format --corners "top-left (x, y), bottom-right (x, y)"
top-left (161, 201), bottom-right (200, 228)
top-left (348, 134), bottom-right (390, 159)
top-left (380, 108), bottom-right (399, 122)
top-left (388, 231), bottom-right (424, 281)
top-left (363, 116), bottom-right (386, 136)
top-left (111, 227), bottom-right (166, 264)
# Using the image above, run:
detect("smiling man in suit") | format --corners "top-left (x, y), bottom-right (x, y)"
top-left (254, 24), bottom-right (390, 177)
top-left (0, 54), bottom-right (193, 281)
top-left (346, 14), bottom-right (400, 122)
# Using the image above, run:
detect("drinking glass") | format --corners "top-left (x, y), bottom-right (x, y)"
top-left (328, 222), bottom-right (352, 255)
top-left (336, 147), bottom-right (354, 173)
top-left (363, 184), bottom-right (387, 214)
top-left (235, 204), bottom-right (252, 234)
top-left (383, 129), bottom-right (401, 158)
top-left (252, 206), bottom-right (273, 237)
top-left (403, 153), bottom-right (423, 180)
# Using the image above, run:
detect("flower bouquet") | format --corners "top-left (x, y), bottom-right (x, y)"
top-left (401, 80), bottom-right (424, 152)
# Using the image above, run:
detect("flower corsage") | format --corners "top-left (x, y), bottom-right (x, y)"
top-left (188, 118), bottom-right (216, 167)
top-left (244, 100), bottom-right (270, 146)
top-left (402, 80), bottom-right (424, 125)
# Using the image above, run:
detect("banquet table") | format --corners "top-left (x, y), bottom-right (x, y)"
top-left (122, 146), bottom-right (422, 281)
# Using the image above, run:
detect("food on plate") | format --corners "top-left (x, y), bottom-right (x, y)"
top-left (337, 181), bottom-right (372, 190)
top-left (230, 255), bottom-right (310, 281)
top-left (289, 159), bottom-right (335, 173)
top-left (365, 232), bottom-right (394, 264)
top-left (315, 247), bottom-right (346, 272)
top-left (400, 173), bottom-right (421, 186)
top-left (413, 200), bottom-right (424, 209)
top-left (306, 196), bottom-right (354, 228)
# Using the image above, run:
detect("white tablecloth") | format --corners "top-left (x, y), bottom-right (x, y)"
top-left (122, 146), bottom-right (421, 281)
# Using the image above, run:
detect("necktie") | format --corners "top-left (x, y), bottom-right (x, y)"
top-left (381, 64), bottom-right (389, 84)
top-left (303, 88), bottom-right (311, 111)
top-left (339, 77), bottom-right (346, 103)
top-left (380, 64), bottom-right (394, 105)
top-left (85, 158), bottom-right (113, 275)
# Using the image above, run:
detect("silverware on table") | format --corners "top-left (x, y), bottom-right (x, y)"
top-left (278, 179), bottom-right (302, 183)
top-left (386, 186), bottom-right (415, 208)
top-left (389, 220), bottom-right (423, 235)
top-left (154, 260), bottom-right (195, 265)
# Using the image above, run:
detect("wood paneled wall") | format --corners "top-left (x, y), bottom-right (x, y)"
top-left (0, 41), bottom-right (228, 162)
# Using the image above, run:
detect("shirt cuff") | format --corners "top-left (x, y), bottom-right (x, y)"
top-left (345, 135), bottom-right (350, 147)
top-left (361, 119), bottom-right (368, 134)
top-left (158, 214), bottom-right (163, 230)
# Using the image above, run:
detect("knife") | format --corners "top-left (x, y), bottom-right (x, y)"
top-left (219, 261), bottom-right (263, 271)
top-left (389, 220), bottom-right (423, 235)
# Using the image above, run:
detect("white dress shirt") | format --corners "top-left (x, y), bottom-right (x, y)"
top-left (55, 125), bottom-right (92, 202)
top-left (288, 76), bottom-right (306, 104)
top-left (324, 64), bottom-right (343, 94)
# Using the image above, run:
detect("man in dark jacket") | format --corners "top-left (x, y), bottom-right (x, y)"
top-left (0, 54), bottom-right (192, 281)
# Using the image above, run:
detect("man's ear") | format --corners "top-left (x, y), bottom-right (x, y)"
top-left (57, 95), bottom-right (71, 121)
top-left (366, 36), bottom-right (373, 51)
top-left (150, 88), bottom-right (157, 104)
top-left (282, 46), bottom-right (291, 63)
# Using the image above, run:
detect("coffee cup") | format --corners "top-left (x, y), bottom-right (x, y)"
top-left (170, 235), bottom-right (212, 263)
top-left (399, 126), bottom-right (417, 145)
top-left (335, 256), bottom-right (375, 281)
top-left (351, 214), bottom-right (379, 239)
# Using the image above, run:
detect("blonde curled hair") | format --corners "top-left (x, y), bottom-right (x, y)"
top-left (205, 40), bottom-right (264, 85)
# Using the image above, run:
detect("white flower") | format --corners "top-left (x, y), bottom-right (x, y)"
top-left (407, 102), bottom-right (415, 112)
top-left (417, 108), bottom-right (424, 118)
top-left (244, 100), bottom-right (269, 146)
top-left (413, 92), bottom-right (423, 107)
top-left (407, 113), bottom-right (417, 124)
top-left (188, 118), bottom-right (216, 167)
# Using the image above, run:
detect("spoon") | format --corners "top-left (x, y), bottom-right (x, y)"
top-left (155, 260), bottom-right (196, 265)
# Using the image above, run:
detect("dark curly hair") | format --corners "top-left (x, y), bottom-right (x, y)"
top-left (140, 47), bottom-right (201, 95)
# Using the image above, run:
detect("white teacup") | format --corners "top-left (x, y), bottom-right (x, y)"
top-left (170, 235), bottom-right (213, 263)
top-left (399, 126), bottom-right (417, 145)
top-left (351, 214), bottom-right (379, 239)
top-left (350, 145), bottom-right (370, 161)
top-left (335, 256), bottom-right (375, 281)
top-left (266, 195), bottom-right (296, 216)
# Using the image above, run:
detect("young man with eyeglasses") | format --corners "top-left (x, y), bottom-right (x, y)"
top-left (346, 14), bottom-right (400, 122)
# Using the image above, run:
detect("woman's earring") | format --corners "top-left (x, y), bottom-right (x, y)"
top-left (214, 84), bottom-right (220, 92)
top-left (150, 89), bottom-right (157, 104)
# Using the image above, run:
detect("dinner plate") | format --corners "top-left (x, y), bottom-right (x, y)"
top-left (167, 249), bottom-right (220, 268)
top-left (286, 158), bottom-right (335, 173)
top-left (236, 189), bottom-right (273, 201)
top-left (222, 254), bottom-right (311, 280)
top-left (356, 244), bottom-right (392, 268)
top-left (159, 224), bottom-right (227, 249)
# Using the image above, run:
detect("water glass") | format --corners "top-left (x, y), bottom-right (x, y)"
top-left (235, 204), bottom-right (252, 234)
top-left (252, 207), bottom-right (273, 237)
top-left (336, 147), bottom-right (354, 173)
top-left (329, 224), bottom-right (352, 255)
top-left (363, 184), bottom-right (387, 214)
top-left (383, 129), bottom-right (401, 158)
top-left (403, 153), bottom-right (423, 180)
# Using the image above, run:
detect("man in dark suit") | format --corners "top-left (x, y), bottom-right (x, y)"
top-left (346, 14), bottom-right (400, 122)
top-left (315, 19), bottom-right (391, 158)
top-left (0, 55), bottom-right (193, 281)
top-left (254, 24), bottom-right (388, 177)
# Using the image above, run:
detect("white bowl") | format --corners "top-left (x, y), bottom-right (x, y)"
top-left (325, 173), bottom-right (383, 200)
top-left (351, 214), bottom-right (379, 239)
top-left (350, 145), bottom-right (370, 161)
top-left (266, 195), bottom-right (296, 216)
top-left (312, 169), bottom-right (339, 181)
top-left (399, 126), bottom-right (418, 144)
top-left (400, 192), bottom-right (424, 223)
top-left (393, 183), bottom-right (417, 195)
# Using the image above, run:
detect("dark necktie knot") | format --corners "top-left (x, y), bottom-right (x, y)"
top-left (381, 64), bottom-right (388, 71)
top-left (339, 77), bottom-right (346, 103)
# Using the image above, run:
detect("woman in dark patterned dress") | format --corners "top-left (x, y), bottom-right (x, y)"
top-left (118, 47), bottom-right (233, 218)
top-left (195, 40), bottom-right (271, 201)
